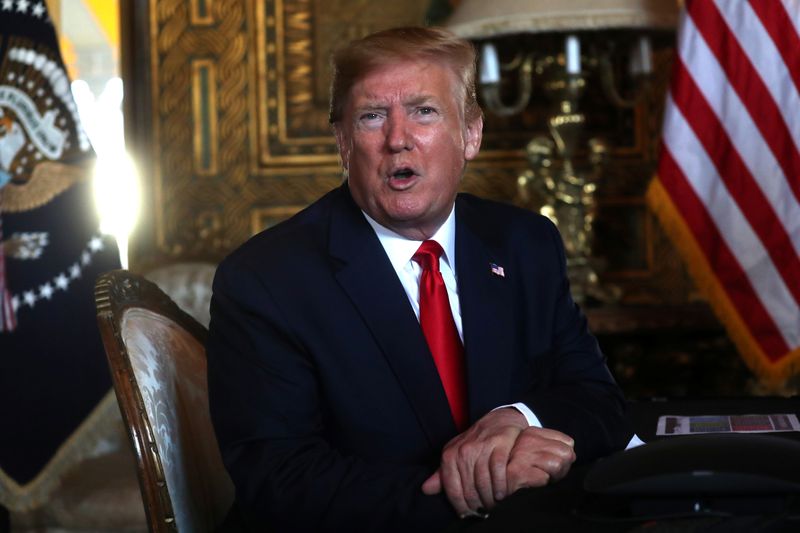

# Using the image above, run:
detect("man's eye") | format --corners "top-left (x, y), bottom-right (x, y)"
top-left (360, 113), bottom-right (380, 121)
top-left (418, 107), bottom-right (436, 115)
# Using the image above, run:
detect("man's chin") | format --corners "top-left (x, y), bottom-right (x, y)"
top-left (374, 210), bottom-right (450, 241)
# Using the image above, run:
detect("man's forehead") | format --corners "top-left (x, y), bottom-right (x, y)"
top-left (353, 90), bottom-right (438, 108)
top-left (347, 60), bottom-right (459, 106)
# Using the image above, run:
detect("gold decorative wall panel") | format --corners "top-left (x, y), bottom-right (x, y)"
top-left (192, 59), bottom-right (219, 175)
top-left (191, 0), bottom-right (215, 24)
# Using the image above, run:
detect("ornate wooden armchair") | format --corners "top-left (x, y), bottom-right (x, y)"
top-left (94, 270), bottom-right (234, 532)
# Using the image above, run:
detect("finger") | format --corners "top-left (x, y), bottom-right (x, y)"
top-left (527, 435), bottom-right (576, 477)
top-left (513, 430), bottom-right (576, 466)
top-left (507, 462), bottom-right (550, 494)
top-left (489, 446), bottom-right (509, 502)
top-left (504, 429), bottom-right (576, 494)
top-left (472, 456), bottom-right (495, 510)
top-left (507, 444), bottom-right (576, 487)
top-left (422, 470), bottom-right (442, 495)
top-left (525, 427), bottom-right (575, 448)
top-left (456, 447), bottom-right (483, 513)
top-left (529, 450), bottom-right (574, 481)
top-left (440, 449), bottom-right (470, 516)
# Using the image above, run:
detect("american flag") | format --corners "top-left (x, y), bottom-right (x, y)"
top-left (648, 0), bottom-right (800, 383)
top-left (490, 263), bottom-right (505, 278)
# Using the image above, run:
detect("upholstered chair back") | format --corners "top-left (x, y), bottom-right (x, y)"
top-left (95, 270), bottom-right (234, 532)
top-left (143, 262), bottom-right (216, 328)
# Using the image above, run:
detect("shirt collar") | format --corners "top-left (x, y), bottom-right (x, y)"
top-left (362, 206), bottom-right (457, 273)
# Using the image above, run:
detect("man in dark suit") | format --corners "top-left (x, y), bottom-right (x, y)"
top-left (207, 27), bottom-right (630, 532)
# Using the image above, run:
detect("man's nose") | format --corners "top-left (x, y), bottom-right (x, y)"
top-left (385, 116), bottom-right (413, 152)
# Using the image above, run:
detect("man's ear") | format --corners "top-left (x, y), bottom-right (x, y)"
top-left (333, 125), bottom-right (350, 170)
top-left (463, 116), bottom-right (483, 161)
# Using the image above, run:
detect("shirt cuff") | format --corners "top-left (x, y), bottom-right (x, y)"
top-left (493, 402), bottom-right (542, 428)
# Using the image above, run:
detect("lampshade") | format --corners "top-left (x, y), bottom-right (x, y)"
top-left (445, 0), bottom-right (680, 39)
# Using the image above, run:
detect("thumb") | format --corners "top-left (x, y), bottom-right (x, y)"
top-left (421, 469), bottom-right (442, 495)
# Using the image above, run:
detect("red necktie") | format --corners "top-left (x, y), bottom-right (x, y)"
top-left (413, 240), bottom-right (468, 431)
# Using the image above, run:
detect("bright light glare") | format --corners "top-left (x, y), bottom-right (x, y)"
top-left (93, 152), bottom-right (140, 269)
top-left (72, 77), bottom-right (140, 268)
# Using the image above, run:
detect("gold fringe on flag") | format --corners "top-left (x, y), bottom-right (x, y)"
top-left (647, 177), bottom-right (800, 388)
top-left (0, 392), bottom-right (122, 511)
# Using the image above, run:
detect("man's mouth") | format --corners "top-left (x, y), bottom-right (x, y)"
top-left (386, 166), bottom-right (419, 190)
top-left (391, 167), bottom-right (415, 180)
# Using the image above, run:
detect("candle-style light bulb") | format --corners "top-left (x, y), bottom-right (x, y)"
top-left (480, 42), bottom-right (500, 84)
top-left (630, 35), bottom-right (653, 75)
top-left (565, 34), bottom-right (581, 74)
top-left (638, 35), bottom-right (653, 74)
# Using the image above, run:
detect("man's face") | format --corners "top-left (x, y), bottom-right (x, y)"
top-left (334, 59), bottom-right (483, 240)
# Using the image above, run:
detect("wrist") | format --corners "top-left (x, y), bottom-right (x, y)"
top-left (492, 402), bottom-right (542, 427)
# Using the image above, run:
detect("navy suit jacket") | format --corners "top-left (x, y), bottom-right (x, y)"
top-left (206, 183), bottom-right (630, 532)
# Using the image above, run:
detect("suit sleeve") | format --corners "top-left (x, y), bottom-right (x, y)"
top-left (206, 260), bottom-right (456, 533)
top-left (518, 219), bottom-right (631, 462)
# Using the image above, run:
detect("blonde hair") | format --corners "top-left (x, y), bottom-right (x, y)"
top-left (329, 26), bottom-right (482, 124)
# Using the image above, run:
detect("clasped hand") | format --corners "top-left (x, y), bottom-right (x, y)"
top-left (421, 408), bottom-right (576, 517)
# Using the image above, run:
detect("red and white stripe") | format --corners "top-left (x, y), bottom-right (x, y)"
top-left (657, 0), bottom-right (800, 370)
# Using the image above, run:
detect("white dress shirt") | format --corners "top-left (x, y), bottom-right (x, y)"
top-left (362, 208), bottom-right (541, 428)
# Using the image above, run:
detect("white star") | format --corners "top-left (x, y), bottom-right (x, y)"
top-left (39, 282), bottom-right (53, 300)
top-left (32, 1), bottom-right (44, 17)
top-left (81, 251), bottom-right (91, 265)
top-left (23, 290), bottom-right (36, 307)
top-left (11, 296), bottom-right (19, 312)
top-left (88, 236), bottom-right (104, 252)
top-left (54, 273), bottom-right (69, 290)
top-left (16, 0), bottom-right (30, 13)
top-left (69, 263), bottom-right (81, 279)
top-left (2, 0), bottom-right (13, 11)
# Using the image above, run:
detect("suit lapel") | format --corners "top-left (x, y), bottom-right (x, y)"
top-left (455, 197), bottom-right (517, 421)
top-left (328, 185), bottom-right (457, 448)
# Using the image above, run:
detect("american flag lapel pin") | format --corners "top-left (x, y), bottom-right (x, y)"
top-left (490, 262), bottom-right (505, 278)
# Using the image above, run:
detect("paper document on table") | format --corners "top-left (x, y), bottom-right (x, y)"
top-left (657, 414), bottom-right (800, 436)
